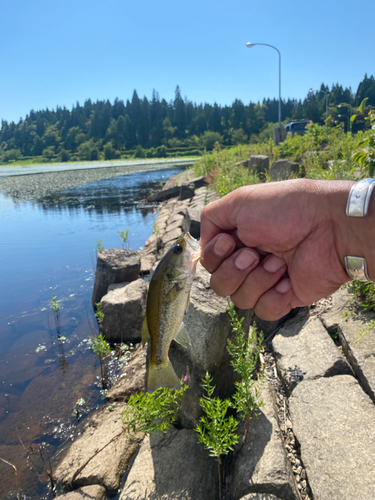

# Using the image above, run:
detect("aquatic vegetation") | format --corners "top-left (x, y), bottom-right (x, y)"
top-left (118, 228), bottom-right (129, 249)
top-left (122, 381), bottom-right (188, 437)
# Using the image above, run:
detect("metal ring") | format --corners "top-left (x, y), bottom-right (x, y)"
top-left (344, 256), bottom-right (371, 281)
top-left (346, 178), bottom-right (375, 217)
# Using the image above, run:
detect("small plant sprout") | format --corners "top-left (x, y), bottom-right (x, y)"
top-left (91, 334), bottom-right (111, 388)
top-left (95, 303), bottom-right (105, 331)
top-left (153, 221), bottom-right (160, 237)
top-left (122, 380), bottom-right (188, 437)
top-left (50, 295), bottom-right (61, 333)
top-left (195, 373), bottom-right (239, 500)
top-left (118, 228), bottom-right (129, 249)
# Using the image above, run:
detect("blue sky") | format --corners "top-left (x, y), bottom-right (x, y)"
top-left (0, 0), bottom-right (374, 123)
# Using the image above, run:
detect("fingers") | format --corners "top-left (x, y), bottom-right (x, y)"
top-left (200, 233), bottom-right (236, 274)
top-left (229, 255), bottom-right (287, 309)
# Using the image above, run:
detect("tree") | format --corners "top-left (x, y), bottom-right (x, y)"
top-left (174, 85), bottom-right (186, 139)
top-left (201, 131), bottom-right (222, 150)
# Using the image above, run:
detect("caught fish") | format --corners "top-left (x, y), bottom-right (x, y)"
top-left (142, 232), bottom-right (201, 392)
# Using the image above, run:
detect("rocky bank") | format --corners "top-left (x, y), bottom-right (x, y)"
top-left (54, 161), bottom-right (375, 500)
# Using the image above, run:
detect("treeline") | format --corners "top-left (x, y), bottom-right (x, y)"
top-left (1, 74), bottom-right (375, 164)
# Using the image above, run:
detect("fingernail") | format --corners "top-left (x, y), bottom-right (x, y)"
top-left (235, 249), bottom-right (258, 270)
top-left (276, 278), bottom-right (292, 294)
top-left (214, 236), bottom-right (233, 257)
top-left (263, 255), bottom-right (285, 273)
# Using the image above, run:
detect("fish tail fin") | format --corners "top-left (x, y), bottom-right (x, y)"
top-left (147, 358), bottom-right (179, 392)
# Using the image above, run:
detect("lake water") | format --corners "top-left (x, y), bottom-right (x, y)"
top-left (0, 164), bottom-right (186, 499)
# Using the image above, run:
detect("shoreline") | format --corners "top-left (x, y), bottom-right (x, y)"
top-left (0, 158), bottom-right (198, 178)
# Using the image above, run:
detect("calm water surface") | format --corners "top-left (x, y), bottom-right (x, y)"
top-left (0, 165), bottom-right (185, 499)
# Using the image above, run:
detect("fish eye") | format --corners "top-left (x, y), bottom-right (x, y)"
top-left (173, 244), bottom-right (183, 255)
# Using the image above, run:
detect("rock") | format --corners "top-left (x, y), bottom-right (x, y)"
top-left (165, 264), bottom-right (254, 428)
top-left (272, 316), bottom-right (351, 395)
top-left (161, 227), bottom-right (182, 246)
top-left (272, 127), bottom-right (287, 146)
top-left (179, 183), bottom-right (195, 200)
top-left (101, 279), bottom-right (147, 343)
top-left (55, 403), bottom-right (142, 494)
top-left (92, 250), bottom-right (141, 306)
top-left (120, 428), bottom-right (217, 500)
top-left (105, 344), bottom-right (147, 401)
top-left (249, 155), bottom-right (270, 179)
top-left (183, 208), bottom-right (201, 239)
top-left (189, 175), bottom-right (208, 189)
top-left (255, 307), bottom-right (309, 339)
top-left (58, 485), bottom-right (106, 500)
top-left (232, 383), bottom-right (298, 500)
top-left (239, 494), bottom-right (285, 500)
top-left (140, 235), bottom-right (160, 274)
top-left (320, 287), bottom-right (375, 403)
top-left (270, 160), bottom-right (302, 181)
top-left (147, 186), bottom-right (180, 202)
top-left (289, 375), bottom-right (375, 500)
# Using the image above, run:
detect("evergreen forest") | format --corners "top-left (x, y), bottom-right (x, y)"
top-left (1, 74), bottom-right (375, 164)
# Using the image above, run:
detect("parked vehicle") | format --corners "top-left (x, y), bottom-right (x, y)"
top-left (285, 120), bottom-right (310, 137)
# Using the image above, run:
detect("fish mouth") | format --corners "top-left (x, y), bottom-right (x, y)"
top-left (184, 233), bottom-right (201, 262)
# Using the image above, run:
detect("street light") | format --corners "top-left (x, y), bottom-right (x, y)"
top-left (338, 114), bottom-right (350, 133)
top-left (338, 104), bottom-right (352, 133)
top-left (246, 42), bottom-right (281, 129)
top-left (309, 88), bottom-right (329, 125)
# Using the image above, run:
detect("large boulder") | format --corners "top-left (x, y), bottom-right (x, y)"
top-left (92, 249), bottom-right (140, 306)
top-left (272, 315), bottom-right (351, 395)
top-left (289, 375), bottom-right (375, 500)
top-left (100, 279), bottom-right (148, 343)
top-left (54, 403), bottom-right (142, 494)
top-left (232, 383), bottom-right (298, 500)
top-left (249, 155), bottom-right (270, 180)
top-left (58, 485), bottom-right (106, 500)
top-left (120, 428), bottom-right (217, 500)
top-left (183, 207), bottom-right (202, 239)
top-left (270, 160), bottom-right (302, 181)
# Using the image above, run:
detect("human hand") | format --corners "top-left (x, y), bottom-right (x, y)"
top-left (200, 179), bottom-right (355, 320)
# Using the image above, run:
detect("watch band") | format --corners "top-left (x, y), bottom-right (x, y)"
top-left (345, 178), bottom-right (375, 281)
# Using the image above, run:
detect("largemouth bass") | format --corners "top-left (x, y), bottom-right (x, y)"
top-left (142, 232), bottom-right (201, 392)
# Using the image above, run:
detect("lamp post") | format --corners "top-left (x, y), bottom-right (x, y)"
top-left (338, 114), bottom-right (350, 133)
top-left (309, 88), bottom-right (329, 126)
top-left (246, 42), bottom-right (281, 129)
top-left (338, 104), bottom-right (352, 133)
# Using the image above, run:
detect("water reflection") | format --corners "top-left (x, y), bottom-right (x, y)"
top-left (0, 165), bottom-right (186, 498)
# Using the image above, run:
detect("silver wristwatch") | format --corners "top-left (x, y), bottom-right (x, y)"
top-left (345, 178), bottom-right (375, 281)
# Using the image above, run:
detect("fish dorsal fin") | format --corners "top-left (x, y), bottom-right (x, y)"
top-left (186, 291), bottom-right (190, 313)
top-left (142, 315), bottom-right (150, 346)
top-left (174, 322), bottom-right (191, 348)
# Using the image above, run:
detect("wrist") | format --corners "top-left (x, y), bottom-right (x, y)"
top-left (332, 179), bottom-right (375, 282)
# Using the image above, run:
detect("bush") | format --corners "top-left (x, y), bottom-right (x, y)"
top-left (59, 149), bottom-right (70, 162)
top-left (133, 145), bottom-right (145, 158)
top-left (104, 142), bottom-right (117, 160)
top-left (156, 145), bottom-right (167, 158)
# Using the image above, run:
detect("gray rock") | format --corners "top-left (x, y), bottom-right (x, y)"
top-left (321, 287), bottom-right (375, 403)
top-left (120, 428), bottom-right (217, 500)
top-left (232, 383), bottom-right (298, 500)
top-left (183, 207), bottom-right (201, 239)
top-left (147, 186), bottom-right (180, 202)
top-left (272, 316), bottom-right (351, 395)
top-left (58, 485), bottom-right (106, 500)
top-left (105, 344), bottom-right (147, 401)
top-left (92, 249), bottom-right (141, 306)
top-left (289, 375), bottom-right (375, 500)
top-left (140, 235), bottom-right (160, 274)
top-left (179, 183), bottom-right (195, 200)
top-left (239, 494), bottom-right (285, 500)
top-left (166, 264), bottom-right (254, 428)
top-left (249, 155), bottom-right (270, 179)
top-left (55, 404), bottom-right (142, 494)
top-left (272, 127), bottom-right (287, 146)
top-left (270, 160), bottom-right (302, 181)
top-left (101, 279), bottom-right (147, 343)
top-left (190, 175), bottom-right (208, 189)
top-left (161, 227), bottom-right (182, 246)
